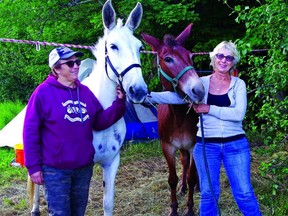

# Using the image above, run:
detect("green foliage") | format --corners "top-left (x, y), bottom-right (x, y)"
top-left (0, 0), bottom-right (247, 95)
top-left (234, 0), bottom-right (288, 213)
top-left (0, 0), bottom-right (99, 103)
top-left (256, 143), bottom-right (288, 215)
top-left (0, 101), bottom-right (25, 130)
top-left (234, 0), bottom-right (287, 141)
top-left (0, 147), bottom-right (27, 187)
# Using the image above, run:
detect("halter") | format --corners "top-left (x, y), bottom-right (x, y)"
top-left (158, 62), bottom-right (194, 94)
top-left (105, 43), bottom-right (141, 93)
top-left (157, 64), bottom-right (195, 114)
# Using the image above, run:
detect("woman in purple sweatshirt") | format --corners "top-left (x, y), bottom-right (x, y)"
top-left (23, 47), bottom-right (126, 215)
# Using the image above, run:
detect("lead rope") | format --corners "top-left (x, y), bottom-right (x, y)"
top-left (143, 97), bottom-right (158, 110)
top-left (200, 113), bottom-right (221, 216)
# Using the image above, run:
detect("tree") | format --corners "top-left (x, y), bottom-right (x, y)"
top-left (0, 0), bottom-right (248, 102)
top-left (0, 0), bottom-right (202, 102)
top-left (0, 0), bottom-right (100, 102)
top-left (234, 0), bottom-right (287, 142)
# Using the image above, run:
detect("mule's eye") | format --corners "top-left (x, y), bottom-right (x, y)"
top-left (164, 57), bottom-right (173, 63)
top-left (110, 44), bottom-right (118, 50)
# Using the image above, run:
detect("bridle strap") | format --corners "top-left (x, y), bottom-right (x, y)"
top-left (158, 65), bottom-right (194, 93)
top-left (105, 43), bottom-right (141, 92)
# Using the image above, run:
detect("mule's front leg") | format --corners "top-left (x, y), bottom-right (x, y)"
top-left (101, 153), bottom-right (120, 216)
top-left (179, 149), bottom-right (190, 196)
top-left (183, 154), bottom-right (198, 216)
top-left (162, 142), bottom-right (179, 216)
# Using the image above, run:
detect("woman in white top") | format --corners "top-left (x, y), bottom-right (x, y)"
top-left (145, 41), bottom-right (262, 216)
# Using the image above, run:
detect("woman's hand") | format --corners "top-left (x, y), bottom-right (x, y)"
top-left (193, 104), bottom-right (210, 114)
top-left (116, 85), bottom-right (126, 99)
top-left (30, 171), bottom-right (44, 185)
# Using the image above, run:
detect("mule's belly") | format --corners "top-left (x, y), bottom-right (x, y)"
top-left (160, 127), bottom-right (196, 151)
top-left (170, 134), bottom-right (194, 150)
top-left (92, 119), bottom-right (126, 165)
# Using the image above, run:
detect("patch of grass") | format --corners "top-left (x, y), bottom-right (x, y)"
top-left (0, 101), bottom-right (25, 130)
top-left (0, 141), bottom-right (287, 215)
top-left (121, 140), bottom-right (162, 163)
top-left (0, 147), bottom-right (28, 215)
top-left (0, 147), bottom-right (27, 187)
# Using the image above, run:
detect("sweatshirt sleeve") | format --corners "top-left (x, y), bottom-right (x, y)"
top-left (208, 79), bottom-right (247, 121)
top-left (144, 91), bottom-right (188, 104)
top-left (23, 91), bottom-right (43, 176)
top-left (93, 97), bottom-right (126, 130)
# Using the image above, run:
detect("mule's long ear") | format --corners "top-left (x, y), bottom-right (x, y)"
top-left (102, 0), bottom-right (116, 30)
top-left (141, 33), bottom-right (163, 52)
top-left (176, 23), bottom-right (193, 45)
top-left (125, 2), bottom-right (143, 31)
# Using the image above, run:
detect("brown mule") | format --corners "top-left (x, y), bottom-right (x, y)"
top-left (142, 24), bottom-right (204, 216)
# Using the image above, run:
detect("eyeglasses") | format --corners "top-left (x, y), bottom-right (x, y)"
top-left (57, 59), bottom-right (81, 68)
top-left (215, 53), bottom-right (235, 62)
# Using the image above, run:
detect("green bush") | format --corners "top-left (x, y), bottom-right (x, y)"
top-left (234, 1), bottom-right (288, 213)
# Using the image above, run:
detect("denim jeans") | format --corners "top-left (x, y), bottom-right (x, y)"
top-left (42, 163), bottom-right (94, 216)
top-left (193, 137), bottom-right (262, 216)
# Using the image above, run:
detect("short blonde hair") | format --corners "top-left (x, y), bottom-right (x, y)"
top-left (209, 41), bottom-right (240, 73)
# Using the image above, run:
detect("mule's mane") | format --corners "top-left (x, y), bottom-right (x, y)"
top-left (116, 18), bottom-right (124, 28)
top-left (163, 35), bottom-right (179, 47)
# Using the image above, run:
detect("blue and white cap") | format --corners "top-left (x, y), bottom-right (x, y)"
top-left (49, 47), bottom-right (84, 68)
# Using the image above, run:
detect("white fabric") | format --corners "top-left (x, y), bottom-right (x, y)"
top-left (0, 106), bottom-right (26, 148)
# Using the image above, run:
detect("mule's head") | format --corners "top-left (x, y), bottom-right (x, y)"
top-left (101, 0), bottom-right (148, 103)
top-left (142, 24), bottom-right (205, 103)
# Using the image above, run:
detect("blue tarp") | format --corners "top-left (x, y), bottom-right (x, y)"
top-left (124, 101), bottom-right (158, 140)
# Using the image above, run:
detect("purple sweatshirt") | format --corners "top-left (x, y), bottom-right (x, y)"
top-left (23, 75), bottom-right (125, 176)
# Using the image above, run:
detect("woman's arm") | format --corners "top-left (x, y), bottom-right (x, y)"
top-left (144, 91), bottom-right (188, 105)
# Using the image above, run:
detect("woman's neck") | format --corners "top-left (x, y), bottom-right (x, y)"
top-left (212, 71), bottom-right (231, 81)
top-left (57, 78), bottom-right (76, 88)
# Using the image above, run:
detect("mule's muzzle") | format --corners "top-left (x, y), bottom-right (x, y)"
top-left (126, 85), bottom-right (148, 103)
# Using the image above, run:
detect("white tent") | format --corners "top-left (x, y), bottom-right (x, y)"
top-left (0, 106), bottom-right (26, 147)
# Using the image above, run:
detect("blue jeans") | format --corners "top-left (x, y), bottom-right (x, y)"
top-left (193, 137), bottom-right (262, 216)
top-left (42, 163), bottom-right (94, 216)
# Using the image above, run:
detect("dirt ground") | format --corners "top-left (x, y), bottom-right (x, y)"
top-left (0, 151), bottom-right (267, 216)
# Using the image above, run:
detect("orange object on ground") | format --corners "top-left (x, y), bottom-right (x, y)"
top-left (14, 143), bottom-right (24, 166)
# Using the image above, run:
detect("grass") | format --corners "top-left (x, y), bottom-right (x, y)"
top-left (0, 140), bottom-right (287, 215)
top-left (0, 147), bottom-right (27, 186)
top-left (0, 101), bottom-right (25, 130)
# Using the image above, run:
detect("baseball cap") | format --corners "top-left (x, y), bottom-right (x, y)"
top-left (49, 47), bottom-right (84, 68)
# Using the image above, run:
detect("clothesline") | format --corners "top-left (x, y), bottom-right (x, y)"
top-left (0, 37), bottom-right (269, 55)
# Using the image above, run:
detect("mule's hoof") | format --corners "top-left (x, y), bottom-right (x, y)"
top-left (178, 190), bottom-right (187, 197)
top-left (169, 210), bottom-right (179, 216)
top-left (31, 211), bottom-right (40, 216)
top-left (194, 183), bottom-right (200, 193)
top-left (178, 186), bottom-right (187, 196)
top-left (183, 209), bottom-right (195, 216)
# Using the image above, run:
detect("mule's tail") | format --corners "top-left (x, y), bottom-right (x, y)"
top-left (27, 175), bottom-right (35, 208)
